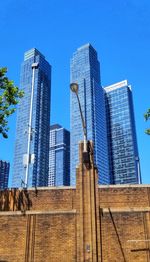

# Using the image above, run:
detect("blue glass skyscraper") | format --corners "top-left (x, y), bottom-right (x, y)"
top-left (48, 124), bottom-right (70, 186)
top-left (70, 44), bottom-right (110, 185)
top-left (104, 80), bottom-right (140, 184)
top-left (12, 48), bottom-right (51, 188)
top-left (0, 160), bottom-right (10, 189)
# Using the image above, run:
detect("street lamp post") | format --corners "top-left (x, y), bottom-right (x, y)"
top-left (70, 83), bottom-right (87, 153)
top-left (24, 62), bottom-right (39, 188)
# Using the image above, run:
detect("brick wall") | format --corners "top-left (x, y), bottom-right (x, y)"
top-left (99, 186), bottom-right (150, 262)
top-left (0, 185), bottom-right (150, 261)
top-left (99, 185), bottom-right (150, 208)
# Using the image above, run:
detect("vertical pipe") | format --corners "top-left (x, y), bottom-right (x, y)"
top-left (136, 157), bottom-right (142, 184)
top-left (138, 158), bottom-right (142, 184)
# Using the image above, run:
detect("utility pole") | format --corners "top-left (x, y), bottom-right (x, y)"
top-left (24, 62), bottom-right (39, 188)
top-left (70, 83), bottom-right (87, 152)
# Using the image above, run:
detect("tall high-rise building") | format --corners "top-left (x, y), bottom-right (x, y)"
top-left (12, 48), bottom-right (51, 188)
top-left (70, 43), bottom-right (110, 185)
top-left (48, 124), bottom-right (70, 186)
top-left (0, 160), bottom-right (10, 189)
top-left (104, 80), bottom-right (140, 184)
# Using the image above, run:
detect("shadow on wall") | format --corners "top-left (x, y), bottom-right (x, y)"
top-left (0, 188), bottom-right (32, 212)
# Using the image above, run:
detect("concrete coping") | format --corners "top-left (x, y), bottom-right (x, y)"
top-left (0, 186), bottom-right (76, 192)
top-left (98, 184), bottom-right (150, 188)
top-left (0, 210), bottom-right (77, 216)
top-left (102, 207), bottom-right (150, 213)
top-left (1, 184), bottom-right (150, 193)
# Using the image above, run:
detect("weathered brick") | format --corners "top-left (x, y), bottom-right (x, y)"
top-left (0, 143), bottom-right (150, 261)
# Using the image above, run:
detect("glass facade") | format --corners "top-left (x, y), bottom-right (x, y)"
top-left (70, 43), bottom-right (110, 185)
top-left (0, 160), bottom-right (10, 189)
top-left (104, 80), bottom-right (140, 184)
top-left (48, 124), bottom-right (70, 186)
top-left (12, 48), bottom-right (51, 188)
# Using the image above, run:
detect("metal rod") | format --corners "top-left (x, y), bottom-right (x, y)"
top-left (137, 158), bottom-right (142, 184)
top-left (135, 157), bottom-right (142, 184)
top-left (83, 133), bottom-right (87, 152)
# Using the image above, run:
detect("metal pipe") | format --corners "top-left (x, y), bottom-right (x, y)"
top-left (137, 157), bottom-right (142, 184)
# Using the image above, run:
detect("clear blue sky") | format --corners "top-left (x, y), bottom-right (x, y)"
top-left (0, 0), bottom-right (150, 185)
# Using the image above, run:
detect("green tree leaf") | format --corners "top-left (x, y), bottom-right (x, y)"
top-left (0, 67), bottom-right (24, 138)
top-left (144, 108), bottom-right (150, 135)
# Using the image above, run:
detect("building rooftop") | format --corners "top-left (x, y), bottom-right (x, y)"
top-left (50, 124), bottom-right (62, 130)
top-left (104, 80), bottom-right (129, 92)
top-left (76, 43), bottom-right (97, 54)
top-left (24, 48), bottom-right (45, 61)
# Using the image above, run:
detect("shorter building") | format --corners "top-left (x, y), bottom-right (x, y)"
top-left (48, 124), bottom-right (70, 186)
top-left (104, 80), bottom-right (140, 184)
top-left (0, 160), bottom-right (10, 189)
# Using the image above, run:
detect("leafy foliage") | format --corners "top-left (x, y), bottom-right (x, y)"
top-left (144, 108), bottom-right (150, 135)
top-left (0, 67), bottom-right (24, 138)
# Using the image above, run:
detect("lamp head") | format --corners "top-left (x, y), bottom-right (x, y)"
top-left (70, 83), bottom-right (78, 94)
top-left (32, 62), bottom-right (39, 69)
